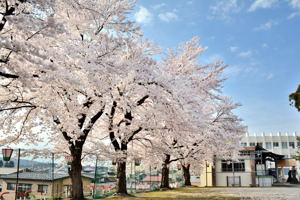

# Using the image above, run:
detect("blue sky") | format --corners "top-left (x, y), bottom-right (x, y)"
top-left (132, 0), bottom-right (300, 134)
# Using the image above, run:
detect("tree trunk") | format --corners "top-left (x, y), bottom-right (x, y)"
top-left (69, 146), bottom-right (84, 200)
top-left (182, 164), bottom-right (191, 186)
top-left (160, 163), bottom-right (170, 189)
top-left (160, 154), bottom-right (171, 189)
top-left (116, 161), bottom-right (128, 194)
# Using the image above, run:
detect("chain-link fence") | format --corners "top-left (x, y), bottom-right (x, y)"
top-left (92, 161), bottom-right (185, 198)
top-left (0, 149), bottom-right (188, 200)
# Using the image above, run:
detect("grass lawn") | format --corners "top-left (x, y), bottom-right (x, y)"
top-left (106, 186), bottom-right (248, 199)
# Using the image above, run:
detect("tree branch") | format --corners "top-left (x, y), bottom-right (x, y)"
top-left (0, 71), bottom-right (19, 79)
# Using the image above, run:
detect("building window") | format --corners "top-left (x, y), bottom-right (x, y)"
top-left (221, 160), bottom-right (245, 172)
top-left (38, 185), bottom-right (48, 194)
top-left (297, 141), bottom-right (300, 147)
top-left (7, 183), bottom-right (15, 190)
top-left (241, 143), bottom-right (247, 147)
top-left (273, 142), bottom-right (279, 148)
top-left (282, 142), bottom-right (288, 149)
top-left (256, 142), bottom-right (263, 147)
top-left (64, 185), bottom-right (72, 198)
top-left (265, 142), bottom-right (272, 149)
top-left (249, 142), bottom-right (256, 147)
top-left (18, 184), bottom-right (32, 192)
top-left (289, 142), bottom-right (295, 148)
top-left (284, 168), bottom-right (289, 175)
top-left (283, 155), bottom-right (289, 159)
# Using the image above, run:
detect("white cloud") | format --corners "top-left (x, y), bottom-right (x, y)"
top-left (152, 3), bottom-right (166, 10)
top-left (238, 50), bottom-right (252, 57)
top-left (261, 43), bottom-right (268, 48)
top-left (202, 54), bottom-right (224, 65)
top-left (208, 0), bottom-right (241, 22)
top-left (158, 12), bottom-right (178, 22)
top-left (187, 1), bottom-right (193, 5)
top-left (134, 6), bottom-right (153, 24)
top-left (224, 65), bottom-right (257, 76)
top-left (288, 12), bottom-right (300, 19)
top-left (245, 67), bottom-right (257, 73)
top-left (287, 0), bottom-right (300, 19)
top-left (254, 21), bottom-right (278, 31)
top-left (229, 46), bottom-right (239, 52)
top-left (266, 73), bottom-right (274, 80)
top-left (288, 0), bottom-right (300, 9)
top-left (248, 0), bottom-right (278, 12)
top-left (224, 65), bottom-right (242, 75)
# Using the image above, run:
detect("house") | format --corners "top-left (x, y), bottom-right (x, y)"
top-left (0, 168), bottom-right (29, 193)
top-left (0, 171), bottom-right (93, 200)
top-left (200, 145), bottom-right (287, 187)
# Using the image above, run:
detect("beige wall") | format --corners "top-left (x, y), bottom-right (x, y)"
top-left (199, 156), bottom-right (258, 187)
top-left (1, 177), bottom-right (92, 200)
top-left (2, 179), bottom-right (52, 200)
top-left (214, 158), bottom-right (253, 187)
top-left (199, 165), bottom-right (213, 187)
top-left (215, 172), bottom-right (253, 187)
top-left (60, 177), bottom-right (92, 198)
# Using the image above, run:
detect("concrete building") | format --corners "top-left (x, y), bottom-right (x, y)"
top-left (241, 132), bottom-right (300, 180)
top-left (241, 132), bottom-right (299, 158)
top-left (199, 132), bottom-right (300, 187)
top-left (200, 146), bottom-right (284, 187)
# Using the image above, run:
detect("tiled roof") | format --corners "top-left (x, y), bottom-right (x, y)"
top-left (1, 172), bottom-right (93, 181)
top-left (0, 168), bottom-right (27, 175)
top-left (240, 146), bottom-right (256, 152)
top-left (143, 176), bottom-right (161, 182)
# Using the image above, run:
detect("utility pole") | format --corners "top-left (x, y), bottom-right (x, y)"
top-left (15, 149), bottom-right (20, 200)
top-left (93, 156), bottom-right (98, 199)
top-left (52, 153), bottom-right (54, 199)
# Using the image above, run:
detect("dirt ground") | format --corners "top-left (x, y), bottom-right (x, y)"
top-left (106, 186), bottom-right (300, 200)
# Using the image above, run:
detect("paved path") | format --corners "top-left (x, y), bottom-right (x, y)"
top-left (204, 187), bottom-right (300, 200)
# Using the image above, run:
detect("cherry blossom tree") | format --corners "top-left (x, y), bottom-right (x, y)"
top-left (177, 97), bottom-right (245, 186)
top-left (1, 0), bottom-right (141, 199)
top-left (148, 37), bottom-right (245, 188)
top-left (1, 1), bottom-right (245, 198)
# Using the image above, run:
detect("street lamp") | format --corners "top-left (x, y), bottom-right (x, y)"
top-left (2, 148), bottom-right (13, 161)
top-left (66, 155), bottom-right (73, 166)
top-left (2, 148), bottom-right (20, 200)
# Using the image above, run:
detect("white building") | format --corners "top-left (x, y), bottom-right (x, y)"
top-left (241, 132), bottom-right (299, 158)
top-left (199, 132), bottom-right (300, 187)
top-left (200, 146), bottom-right (283, 187)
top-left (241, 132), bottom-right (300, 181)
top-left (241, 132), bottom-right (299, 165)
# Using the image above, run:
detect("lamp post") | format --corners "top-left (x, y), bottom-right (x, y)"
top-left (65, 155), bottom-right (73, 198)
top-left (66, 155), bottom-right (73, 166)
top-left (149, 165), bottom-right (151, 191)
top-left (205, 161), bottom-right (208, 187)
top-left (51, 153), bottom-right (54, 200)
top-left (93, 156), bottom-right (98, 199)
top-left (227, 160), bottom-right (235, 187)
top-left (2, 149), bottom-right (13, 161)
top-left (2, 148), bottom-right (20, 200)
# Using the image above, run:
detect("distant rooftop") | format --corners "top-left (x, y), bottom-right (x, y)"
top-left (1, 172), bottom-right (93, 181)
top-left (246, 132), bottom-right (299, 137)
top-left (143, 176), bottom-right (161, 182)
top-left (0, 168), bottom-right (27, 175)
